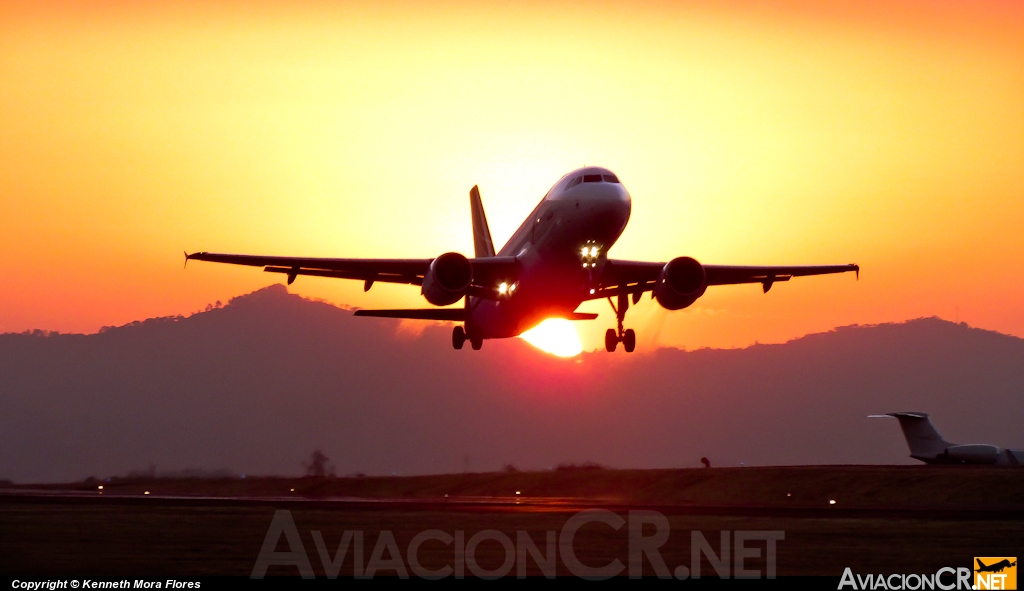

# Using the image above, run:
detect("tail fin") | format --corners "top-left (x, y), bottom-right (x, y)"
top-left (470, 185), bottom-right (495, 258)
top-left (872, 412), bottom-right (954, 460)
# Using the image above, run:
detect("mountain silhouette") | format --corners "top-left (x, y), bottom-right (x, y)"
top-left (2, 284), bottom-right (1022, 482)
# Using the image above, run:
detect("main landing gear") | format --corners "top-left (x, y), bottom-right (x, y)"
top-left (605, 292), bottom-right (636, 353)
top-left (452, 325), bottom-right (482, 350)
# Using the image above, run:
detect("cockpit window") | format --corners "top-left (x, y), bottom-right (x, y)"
top-left (564, 172), bottom-right (619, 192)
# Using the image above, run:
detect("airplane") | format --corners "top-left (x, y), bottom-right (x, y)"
top-left (870, 412), bottom-right (1024, 465)
top-left (976, 559), bottom-right (1017, 574)
top-left (186, 166), bottom-right (859, 352)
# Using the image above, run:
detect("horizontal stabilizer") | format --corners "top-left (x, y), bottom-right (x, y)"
top-left (353, 309), bottom-right (466, 321)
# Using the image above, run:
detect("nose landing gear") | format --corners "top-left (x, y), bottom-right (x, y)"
top-left (605, 292), bottom-right (636, 353)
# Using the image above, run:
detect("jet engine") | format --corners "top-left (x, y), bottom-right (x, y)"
top-left (654, 257), bottom-right (707, 310)
top-left (421, 252), bottom-right (473, 306)
top-left (943, 444), bottom-right (1001, 464)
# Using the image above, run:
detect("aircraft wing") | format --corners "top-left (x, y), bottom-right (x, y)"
top-left (590, 259), bottom-right (858, 299)
top-left (184, 251), bottom-right (519, 297)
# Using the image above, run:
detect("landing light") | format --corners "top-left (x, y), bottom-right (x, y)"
top-left (498, 282), bottom-right (508, 295)
top-left (579, 242), bottom-right (602, 265)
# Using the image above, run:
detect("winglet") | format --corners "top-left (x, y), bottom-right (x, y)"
top-left (184, 251), bottom-right (189, 269)
top-left (854, 264), bottom-right (859, 280)
top-left (470, 185), bottom-right (496, 258)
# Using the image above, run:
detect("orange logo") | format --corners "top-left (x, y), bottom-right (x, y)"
top-left (974, 557), bottom-right (1017, 590)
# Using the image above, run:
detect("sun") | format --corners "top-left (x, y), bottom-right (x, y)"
top-left (519, 319), bottom-right (583, 357)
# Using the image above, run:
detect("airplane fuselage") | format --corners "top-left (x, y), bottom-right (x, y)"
top-left (876, 412), bottom-right (1024, 466)
top-left (185, 164), bottom-right (859, 352)
top-left (467, 167), bottom-right (631, 338)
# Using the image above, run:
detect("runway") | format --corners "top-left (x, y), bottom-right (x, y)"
top-left (2, 488), bottom-right (1021, 520)
top-left (2, 466), bottom-right (1021, 577)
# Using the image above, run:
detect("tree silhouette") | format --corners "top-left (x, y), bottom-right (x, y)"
top-left (303, 449), bottom-right (329, 478)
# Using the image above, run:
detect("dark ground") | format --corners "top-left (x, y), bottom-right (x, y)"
top-left (1, 466), bottom-right (1021, 577)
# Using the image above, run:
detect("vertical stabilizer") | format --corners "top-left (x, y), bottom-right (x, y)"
top-left (882, 412), bottom-right (954, 461)
top-left (469, 185), bottom-right (495, 258)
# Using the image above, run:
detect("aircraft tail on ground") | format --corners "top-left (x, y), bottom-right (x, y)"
top-left (870, 412), bottom-right (953, 461)
top-left (470, 185), bottom-right (495, 258)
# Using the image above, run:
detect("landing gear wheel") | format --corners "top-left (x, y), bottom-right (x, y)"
top-left (623, 329), bottom-right (636, 353)
top-left (605, 328), bottom-right (618, 352)
top-left (468, 326), bottom-right (483, 350)
top-left (452, 326), bottom-right (466, 350)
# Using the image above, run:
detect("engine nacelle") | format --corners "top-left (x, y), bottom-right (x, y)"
top-left (654, 257), bottom-right (707, 310)
top-left (944, 444), bottom-right (1001, 464)
top-left (421, 252), bottom-right (472, 306)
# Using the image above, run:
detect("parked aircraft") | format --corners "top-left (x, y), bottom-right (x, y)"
top-left (870, 412), bottom-right (1024, 465)
top-left (187, 167), bottom-right (859, 352)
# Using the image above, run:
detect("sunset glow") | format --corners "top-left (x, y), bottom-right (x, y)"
top-left (519, 319), bottom-right (584, 358)
top-left (2, 1), bottom-right (1023, 352)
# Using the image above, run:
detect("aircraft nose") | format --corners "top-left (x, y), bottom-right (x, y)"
top-left (616, 184), bottom-right (631, 206)
top-left (586, 182), bottom-right (630, 207)
top-left (580, 183), bottom-right (631, 235)
top-left (598, 183), bottom-right (631, 212)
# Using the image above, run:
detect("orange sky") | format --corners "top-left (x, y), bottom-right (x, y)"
top-left (2, 0), bottom-right (1023, 352)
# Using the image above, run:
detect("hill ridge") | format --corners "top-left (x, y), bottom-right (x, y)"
top-left (2, 287), bottom-right (1022, 482)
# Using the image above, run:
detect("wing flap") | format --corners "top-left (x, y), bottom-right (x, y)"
top-left (264, 266), bottom-right (422, 286)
